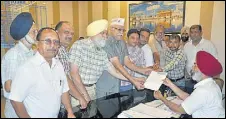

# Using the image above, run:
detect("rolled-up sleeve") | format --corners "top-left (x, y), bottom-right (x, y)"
top-left (68, 42), bottom-right (82, 67)
top-left (104, 40), bottom-right (117, 59)
top-left (181, 89), bottom-right (206, 115)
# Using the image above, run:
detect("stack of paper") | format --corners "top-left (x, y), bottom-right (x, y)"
top-left (144, 71), bottom-right (167, 90)
top-left (145, 96), bottom-right (183, 118)
top-left (118, 103), bottom-right (173, 118)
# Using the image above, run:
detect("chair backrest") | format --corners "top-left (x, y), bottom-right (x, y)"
top-left (213, 78), bottom-right (224, 92)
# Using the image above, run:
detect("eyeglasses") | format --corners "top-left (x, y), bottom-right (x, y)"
top-left (112, 27), bottom-right (126, 32)
top-left (39, 39), bottom-right (60, 46)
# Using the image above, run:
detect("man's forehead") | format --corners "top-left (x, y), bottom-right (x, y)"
top-left (62, 23), bottom-right (74, 30)
top-left (112, 24), bottom-right (124, 29)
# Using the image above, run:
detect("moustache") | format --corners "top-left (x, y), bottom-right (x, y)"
top-left (66, 37), bottom-right (72, 41)
top-left (47, 49), bottom-right (57, 52)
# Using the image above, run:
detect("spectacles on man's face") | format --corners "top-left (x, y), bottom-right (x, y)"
top-left (112, 27), bottom-right (126, 32)
top-left (39, 39), bottom-right (60, 46)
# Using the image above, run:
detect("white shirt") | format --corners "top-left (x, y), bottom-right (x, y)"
top-left (142, 44), bottom-right (154, 67)
top-left (9, 52), bottom-right (69, 118)
top-left (183, 38), bottom-right (218, 75)
top-left (1, 41), bottom-right (34, 118)
top-left (181, 78), bottom-right (225, 118)
top-left (1, 41), bottom-right (34, 99)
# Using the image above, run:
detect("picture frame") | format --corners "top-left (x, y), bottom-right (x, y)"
top-left (129, 1), bottom-right (186, 34)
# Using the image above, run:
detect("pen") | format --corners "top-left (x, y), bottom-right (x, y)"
top-left (60, 80), bottom-right (62, 86)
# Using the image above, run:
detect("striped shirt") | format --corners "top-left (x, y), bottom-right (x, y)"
top-left (121, 45), bottom-right (146, 86)
top-left (56, 46), bottom-right (70, 75)
top-left (163, 49), bottom-right (186, 80)
top-left (68, 38), bottom-right (111, 85)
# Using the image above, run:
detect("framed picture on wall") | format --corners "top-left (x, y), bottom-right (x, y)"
top-left (129, 1), bottom-right (186, 34)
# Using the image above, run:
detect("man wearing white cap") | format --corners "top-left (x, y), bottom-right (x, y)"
top-left (96, 18), bottom-right (153, 99)
top-left (68, 19), bottom-right (134, 111)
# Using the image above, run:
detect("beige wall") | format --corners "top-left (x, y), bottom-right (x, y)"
top-left (78, 1), bottom-right (88, 37)
top-left (211, 1), bottom-right (225, 94)
top-left (59, 1), bottom-right (73, 25)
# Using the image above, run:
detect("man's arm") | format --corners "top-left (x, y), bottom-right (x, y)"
top-left (70, 63), bottom-right (91, 102)
top-left (4, 80), bottom-right (12, 92)
top-left (164, 78), bottom-right (189, 100)
top-left (61, 92), bottom-right (75, 118)
top-left (110, 57), bottom-right (145, 90)
top-left (153, 52), bottom-right (160, 65)
top-left (124, 56), bottom-right (152, 75)
top-left (67, 75), bottom-right (88, 109)
top-left (10, 100), bottom-right (30, 118)
top-left (107, 62), bottom-right (128, 81)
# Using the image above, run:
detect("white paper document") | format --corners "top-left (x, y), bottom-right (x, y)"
top-left (144, 71), bottom-right (167, 90)
top-left (145, 96), bottom-right (183, 118)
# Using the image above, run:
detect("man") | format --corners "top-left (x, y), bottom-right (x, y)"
top-left (121, 29), bottom-right (146, 91)
top-left (184, 25), bottom-right (218, 77)
top-left (1, 12), bottom-right (37, 118)
top-left (149, 24), bottom-right (168, 68)
top-left (55, 21), bottom-right (88, 109)
top-left (156, 34), bottom-right (186, 90)
top-left (154, 51), bottom-right (225, 118)
top-left (96, 18), bottom-right (152, 99)
top-left (138, 28), bottom-right (154, 67)
top-left (180, 26), bottom-right (190, 49)
top-left (9, 27), bottom-right (75, 118)
top-left (68, 19), bottom-right (134, 106)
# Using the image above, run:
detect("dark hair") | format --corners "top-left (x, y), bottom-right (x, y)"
top-left (190, 25), bottom-right (202, 32)
top-left (79, 37), bottom-right (84, 39)
top-left (169, 34), bottom-right (181, 42)
top-left (55, 21), bottom-right (70, 31)
top-left (36, 27), bottom-right (58, 41)
top-left (139, 28), bottom-right (151, 36)
top-left (127, 29), bottom-right (140, 38)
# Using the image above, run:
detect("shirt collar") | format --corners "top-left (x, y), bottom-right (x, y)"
top-left (189, 38), bottom-right (204, 46)
top-left (32, 51), bottom-right (58, 68)
top-left (194, 78), bottom-right (214, 89)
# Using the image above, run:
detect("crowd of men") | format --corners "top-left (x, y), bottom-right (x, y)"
top-left (1, 12), bottom-right (225, 118)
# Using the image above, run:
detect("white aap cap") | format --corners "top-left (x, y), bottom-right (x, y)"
top-left (110, 18), bottom-right (125, 26)
top-left (87, 19), bottom-right (108, 37)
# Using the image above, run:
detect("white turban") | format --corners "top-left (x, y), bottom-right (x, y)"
top-left (181, 26), bottom-right (190, 35)
top-left (87, 19), bottom-right (108, 37)
top-left (110, 18), bottom-right (125, 26)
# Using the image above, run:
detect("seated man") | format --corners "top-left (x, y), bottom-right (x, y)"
top-left (154, 51), bottom-right (225, 118)
top-left (156, 34), bottom-right (186, 90)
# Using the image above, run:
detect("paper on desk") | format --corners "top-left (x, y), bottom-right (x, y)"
top-left (130, 103), bottom-right (172, 118)
top-left (144, 71), bottom-right (167, 90)
top-left (145, 96), bottom-right (183, 118)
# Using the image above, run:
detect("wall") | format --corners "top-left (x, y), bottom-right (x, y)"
top-left (211, 1), bottom-right (225, 94)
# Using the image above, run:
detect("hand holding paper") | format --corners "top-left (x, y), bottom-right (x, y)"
top-left (144, 71), bottom-right (167, 90)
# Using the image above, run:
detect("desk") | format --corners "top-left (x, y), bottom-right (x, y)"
top-left (58, 89), bottom-right (191, 118)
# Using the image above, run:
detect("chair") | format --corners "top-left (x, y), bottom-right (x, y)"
top-left (213, 78), bottom-right (224, 92)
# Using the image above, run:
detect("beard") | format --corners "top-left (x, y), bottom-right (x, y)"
top-left (25, 34), bottom-right (36, 44)
top-left (192, 70), bottom-right (203, 82)
top-left (93, 36), bottom-right (106, 48)
top-left (181, 36), bottom-right (189, 42)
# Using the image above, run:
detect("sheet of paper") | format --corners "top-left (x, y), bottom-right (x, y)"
top-left (144, 71), bottom-right (167, 90)
top-left (118, 109), bottom-right (156, 118)
top-left (145, 96), bottom-right (183, 118)
top-left (130, 103), bottom-right (173, 118)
